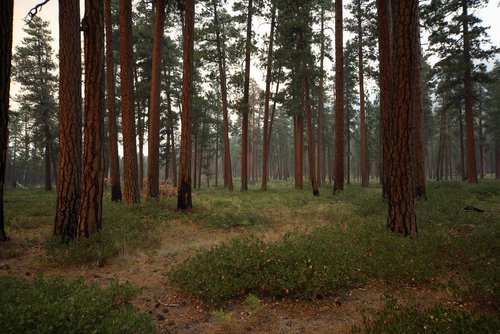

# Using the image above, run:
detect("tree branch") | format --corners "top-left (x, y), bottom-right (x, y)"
top-left (26, 0), bottom-right (51, 24)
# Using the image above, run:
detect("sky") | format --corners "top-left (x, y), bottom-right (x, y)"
top-left (11, 0), bottom-right (500, 97)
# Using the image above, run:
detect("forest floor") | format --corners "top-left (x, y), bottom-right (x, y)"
top-left (1, 179), bottom-right (499, 333)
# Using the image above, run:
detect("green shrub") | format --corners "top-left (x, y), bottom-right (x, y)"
top-left (357, 295), bottom-right (500, 334)
top-left (0, 275), bottom-right (154, 334)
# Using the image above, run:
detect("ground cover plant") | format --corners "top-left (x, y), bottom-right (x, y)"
top-left (0, 180), bottom-right (498, 333)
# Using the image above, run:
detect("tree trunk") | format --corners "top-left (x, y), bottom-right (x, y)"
top-left (462, 0), bottom-right (477, 184)
top-left (146, 0), bottom-right (165, 199)
top-left (138, 100), bottom-right (144, 190)
top-left (241, 0), bottom-right (253, 192)
top-left (79, 0), bottom-right (105, 238)
top-left (105, 0), bottom-right (122, 202)
top-left (177, 0), bottom-right (195, 210)
top-left (459, 108), bottom-right (466, 181)
top-left (376, 0), bottom-right (392, 198)
top-left (333, 0), bottom-right (344, 192)
top-left (387, 0), bottom-right (417, 237)
top-left (0, 0), bottom-right (13, 242)
top-left (213, 1), bottom-right (233, 191)
top-left (119, 0), bottom-right (140, 203)
top-left (55, 0), bottom-right (82, 241)
top-left (357, 0), bottom-right (368, 188)
top-left (317, 8), bottom-right (325, 189)
top-left (44, 121), bottom-right (52, 191)
top-left (294, 115), bottom-right (304, 189)
top-left (495, 140), bottom-right (500, 179)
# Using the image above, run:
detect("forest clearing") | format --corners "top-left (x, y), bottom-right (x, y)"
top-left (1, 180), bottom-right (499, 333)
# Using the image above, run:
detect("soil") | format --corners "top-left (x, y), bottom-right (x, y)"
top-left (0, 218), bottom-right (458, 334)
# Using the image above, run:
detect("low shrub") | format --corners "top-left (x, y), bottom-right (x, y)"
top-left (0, 275), bottom-right (154, 334)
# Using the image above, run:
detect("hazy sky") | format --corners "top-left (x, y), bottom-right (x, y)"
top-left (11, 0), bottom-right (500, 88)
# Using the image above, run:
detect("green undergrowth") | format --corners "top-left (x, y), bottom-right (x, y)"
top-left (168, 180), bottom-right (499, 307)
top-left (354, 295), bottom-right (500, 333)
top-left (0, 275), bottom-right (154, 334)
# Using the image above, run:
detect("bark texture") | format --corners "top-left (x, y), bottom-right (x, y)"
top-left (178, 0), bottom-right (195, 210)
top-left (79, 0), bottom-right (105, 238)
top-left (54, 0), bottom-right (82, 241)
top-left (119, 0), bottom-right (140, 203)
top-left (0, 0), bottom-right (13, 242)
top-left (147, 0), bottom-right (166, 199)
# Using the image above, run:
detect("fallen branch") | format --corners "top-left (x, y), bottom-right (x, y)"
top-left (156, 299), bottom-right (180, 307)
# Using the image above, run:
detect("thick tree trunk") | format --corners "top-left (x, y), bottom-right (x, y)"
top-left (54, 0), bottom-right (82, 241)
top-left (177, 0), bottom-right (195, 210)
top-left (0, 0), bottom-right (13, 242)
top-left (387, 0), bottom-right (417, 237)
top-left (119, 0), bottom-right (140, 203)
top-left (333, 0), bottom-right (344, 192)
top-left (213, 1), bottom-right (233, 191)
top-left (105, 0), bottom-right (122, 202)
top-left (146, 0), bottom-right (165, 199)
top-left (79, 0), bottom-right (105, 238)
top-left (376, 0), bottom-right (392, 198)
top-left (357, 0), bottom-right (368, 188)
top-left (462, 0), bottom-right (477, 184)
top-left (241, 0), bottom-right (253, 192)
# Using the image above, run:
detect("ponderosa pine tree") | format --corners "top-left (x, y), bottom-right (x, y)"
top-left (333, 0), bottom-right (344, 192)
top-left (178, 0), bottom-right (195, 210)
top-left (146, 0), bottom-right (166, 199)
top-left (54, 0), bottom-right (82, 241)
top-left (105, 0), bottom-right (122, 202)
top-left (119, 0), bottom-right (140, 204)
top-left (79, 0), bottom-right (105, 238)
top-left (12, 17), bottom-right (58, 192)
top-left (0, 0), bottom-right (13, 242)
top-left (386, 0), bottom-right (418, 236)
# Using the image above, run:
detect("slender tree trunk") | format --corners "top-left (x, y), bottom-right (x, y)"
top-left (44, 120), bottom-right (52, 191)
top-left (164, 131), bottom-right (170, 182)
top-left (147, 0), bottom-right (166, 198)
top-left (462, 0), bottom-right (477, 184)
top-left (215, 132), bottom-right (219, 187)
top-left (178, 0), bottom-right (195, 210)
top-left (357, 0), bottom-right (368, 188)
top-left (55, 0), bottom-right (82, 240)
top-left (459, 108), bottom-right (466, 181)
top-left (317, 8), bottom-right (325, 189)
top-left (105, 0), bottom-right (122, 202)
top-left (138, 100), bottom-right (144, 190)
top-left (213, 1), bottom-right (233, 191)
top-left (241, 0), bottom-right (253, 192)
top-left (79, 0), bottom-right (105, 238)
top-left (119, 0), bottom-right (140, 203)
top-left (495, 140), bottom-right (500, 179)
top-left (387, 0), bottom-right (417, 237)
top-left (478, 100), bottom-right (484, 179)
top-left (170, 115), bottom-right (177, 187)
top-left (333, 0), bottom-right (344, 192)
top-left (0, 0), bottom-right (14, 242)
top-left (376, 0), bottom-right (392, 198)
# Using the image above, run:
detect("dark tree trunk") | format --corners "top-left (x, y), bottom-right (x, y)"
top-left (146, 0), bottom-right (166, 199)
top-left (333, 0), bottom-right (344, 192)
top-left (495, 141), bottom-right (500, 179)
top-left (0, 0), bottom-right (13, 242)
top-left (54, 0), bottom-right (82, 241)
top-left (44, 122), bottom-right (52, 191)
top-left (213, 1), bottom-right (233, 191)
top-left (241, 0), bottom-right (253, 192)
top-left (357, 0), bottom-right (368, 188)
top-left (177, 0), bottom-right (195, 210)
top-left (376, 0), bottom-right (392, 198)
top-left (119, 0), bottom-right (140, 203)
top-left (459, 108), bottom-right (466, 181)
top-left (462, 0), bottom-right (477, 184)
top-left (317, 8), bottom-right (325, 189)
top-left (387, 0), bottom-right (417, 237)
top-left (79, 0), bottom-right (105, 238)
top-left (294, 115), bottom-right (304, 189)
top-left (105, 0), bottom-right (122, 202)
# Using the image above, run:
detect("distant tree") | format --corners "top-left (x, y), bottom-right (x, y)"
top-left (485, 62), bottom-right (500, 178)
top-left (12, 16), bottom-right (58, 192)
top-left (178, 0), bottom-right (196, 210)
top-left (54, 0), bottom-right (83, 241)
top-left (105, 0), bottom-right (122, 202)
top-left (146, 0), bottom-right (166, 199)
top-left (119, 0), bottom-right (140, 204)
top-left (78, 0), bottom-right (105, 238)
top-left (0, 0), bottom-right (14, 242)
